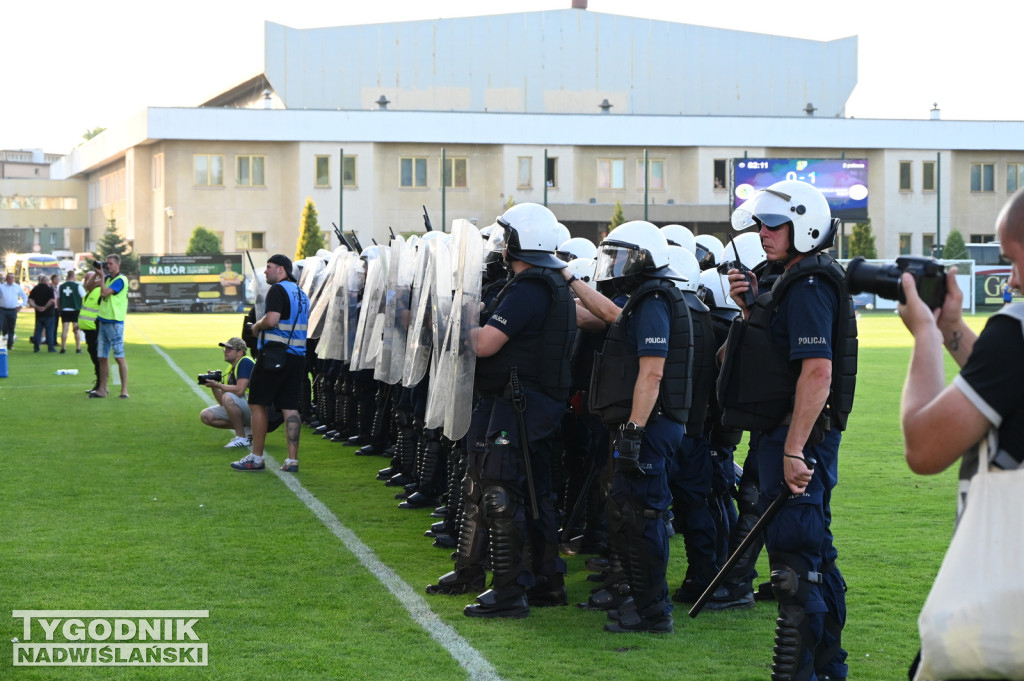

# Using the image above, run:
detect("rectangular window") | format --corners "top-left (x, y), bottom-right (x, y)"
top-left (922, 233), bottom-right (936, 256)
top-left (899, 161), bottom-right (912, 191)
top-left (236, 155), bottom-right (265, 187)
top-left (441, 157), bottom-right (468, 189)
top-left (546, 157), bottom-right (558, 188)
top-left (971, 163), bottom-right (995, 192)
top-left (194, 154), bottom-right (224, 186)
top-left (598, 159), bottom-right (625, 190)
top-left (315, 156), bottom-right (330, 187)
top-left (970, 234), bottom-right (995, 244)
top-left (637, 159), bottom-right (665, 190)
top-left (235, 231), bottom-right (266, 250)
top-left (713, 159), bottom-right (728, 189)
top-left (342, 155), bottom-right (357, 187)
top-left (922, 161), bottom-right (936, 192)
top-left (517, 157), bottom-right (532, 189)
top-left (400, 157), bottom-right (428, 188)
top-left (152, 153), bottom-right (164, 190)
top-left (1008, 163), bottom-right (1024, 193)
top-left (899, 233), bottom-right (912, 255)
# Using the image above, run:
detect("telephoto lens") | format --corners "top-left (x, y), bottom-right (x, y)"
top-left (847, 256), bottom-right (947, 310)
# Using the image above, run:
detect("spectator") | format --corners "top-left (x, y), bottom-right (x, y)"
top-left (28, 275), bottom-right (57, 353)
top-left (0, 272), bottom-right (29, 349)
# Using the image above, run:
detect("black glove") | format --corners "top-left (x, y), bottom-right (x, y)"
top-left (613, 422), bottom-right (646, 480)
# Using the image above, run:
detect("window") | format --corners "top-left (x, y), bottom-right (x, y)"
top-left (236, 155), bottom-right (265, 187)
top-left (235, 231), bottom-right (265, 250)
top-left (899, 233), bottom-right (912, 255)
top-left (637, 159), bottom-right (665, 190)
top-left (442, 157), bottom-right (468, 188)
top-left (971, 163), bottom-right (995, 192)
top-left (517, 157), bottom-right (532, 188)
top-left (1008, 163), bottom-right (1024, 193)
top-left (713, 159), bottom-right (728, 189)
top-left (598, 159), bottom-right (625, 190)
top-left (152, 153), bottom-right (164, 190)
top-left (342, 155), bottom-right (357, 187)
top-left (922, 233), bottom-right (936, 256)
top-left (194, 154), bottom-right (224, 186)
top-left (400, 157), bottom-right (427, 188)
top-left (970, 234), bottom-right (996, 244)
top-left (546, 157), bottom-right (558, 188)
top-left (899, 161), bottom-right (912, 191)
top-left (315, 156), bottom-right (330, 187)
top-left (922, 161), bottom-right (936, 192)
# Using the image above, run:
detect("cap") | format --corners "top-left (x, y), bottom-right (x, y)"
top-left (219, 337), bottom-right (247, 351)
top-left (266, 254), bottom-right (296, 281)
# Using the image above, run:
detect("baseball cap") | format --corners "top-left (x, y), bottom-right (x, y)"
top-left (219, 337), bottom-right (247, 351)
top-left (266, 254), bottom-right (296, 281)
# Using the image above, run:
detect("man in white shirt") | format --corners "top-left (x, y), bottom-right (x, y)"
top-left (0, 272), bottom-right (29, 349)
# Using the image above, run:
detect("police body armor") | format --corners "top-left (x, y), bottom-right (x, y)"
top-left (717, 254), bottom-right (857, 432)
top-left (474, 267), bottom-right (574, 402)
top-left (589, 278), bottom-right (693, 427)
top-left (682, 291), bottom-right (716, 438)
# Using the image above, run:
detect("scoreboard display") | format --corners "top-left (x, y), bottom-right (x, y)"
top-left (733, 158), bottom-right (869, 221)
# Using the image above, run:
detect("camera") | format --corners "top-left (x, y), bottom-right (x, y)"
top-left (847, 256), bottom-right (948, 310)
top-left (197, 369), bottom-right (222, 386)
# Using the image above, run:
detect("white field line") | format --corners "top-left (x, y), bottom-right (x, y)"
top-left (142, 329), bottom-right (502, 681)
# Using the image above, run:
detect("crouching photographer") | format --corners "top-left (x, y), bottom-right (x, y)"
top-left (200, 337), bottom-right (256, 448)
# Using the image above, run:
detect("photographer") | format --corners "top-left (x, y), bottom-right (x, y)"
top-left (899, 188), bottom-right (1024, 681)
top-left (200, 337), bottom-right (255, 448)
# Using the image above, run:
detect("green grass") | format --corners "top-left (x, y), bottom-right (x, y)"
top-left (0, 311), bottom-right (991, 680)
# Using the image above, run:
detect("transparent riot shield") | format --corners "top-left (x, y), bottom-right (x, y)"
top-left (252, 269), bottom-right (270, 319)
top-left (316, 251), bottom-right (352, 361)
top-left (350, 253), bottom-right (387, 371)
top-left (423, 239), bottom-right (455, 428)
top-left (342, 256), bottom-right (366, 364)
top-left (384, 236), bottom-right (416, 385)
top-left (402, 239), bottom-right (436, 387)
top-left (375, 237), bottom-right (405, 381)
top-left (307, 247), bottom-right (347, 340)
top-left (443, 225), bottom-right (483, 441)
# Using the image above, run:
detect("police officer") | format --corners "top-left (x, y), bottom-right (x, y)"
top-left (719, 180), bottom-right (857, 681)
top-left (460, 203), bottom-right (576, 618)
top-left (569, 220), bottom-right (692, 634)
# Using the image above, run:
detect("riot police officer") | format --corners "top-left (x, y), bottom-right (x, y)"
top-left (569, 220), bottom-right (692, 634)
top-left (718, 180), bottom-right (857, 681)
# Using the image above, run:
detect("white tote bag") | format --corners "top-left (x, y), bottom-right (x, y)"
top-left (915, 439), bottom-right (1024, 680)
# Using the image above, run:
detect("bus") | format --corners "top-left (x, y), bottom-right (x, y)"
top-left (8, 253), bottom-right (63, 298)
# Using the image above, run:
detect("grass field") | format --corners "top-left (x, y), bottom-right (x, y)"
top-left (0, 311), bottom-right (988, 680)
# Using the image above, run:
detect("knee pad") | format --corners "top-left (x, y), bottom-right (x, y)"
top-left (483, 485), bottom-right (516, 519)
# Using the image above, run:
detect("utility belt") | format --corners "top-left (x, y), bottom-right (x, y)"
top-left (770, 410), bottom-right (832, 449)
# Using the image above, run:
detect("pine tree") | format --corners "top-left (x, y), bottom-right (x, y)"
top-left (505, 195), bottom-right (516, 210)
top-left (186, 226), bottom-right (223, 256)
top-left (96, 216), bottom-right (138, 275)
top-left (295, 197), bottom-right (325, 259)
top-left (943, 229), bottom-right (969, 260)
top-left (609, 200), bottom-right (626, 231)
top-left (848, 221), bottom-right (878, 259)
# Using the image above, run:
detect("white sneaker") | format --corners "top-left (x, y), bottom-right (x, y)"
top-left (224, 435), bottom-right (250, 448)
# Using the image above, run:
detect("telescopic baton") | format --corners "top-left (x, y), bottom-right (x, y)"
top-left (688, 456), bottom-right (816, 618)
top-left (509, 367), bottom-right (540, 520)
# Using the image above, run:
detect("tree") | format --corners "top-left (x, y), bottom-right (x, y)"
top-left (848, 220), bottom-right (877, 259)
top-left (82, 127), bottom-right (106, 141)
top-left (295, 197), bottom-right (325, 259)
top-left (96, 216), bottom-right (138, 275)
top-left (186, 226), bottom-right (223, 256)
top-left (943, 229), bottom-right (969, 260)
top-left (609, 200), bottom-right (626, 231)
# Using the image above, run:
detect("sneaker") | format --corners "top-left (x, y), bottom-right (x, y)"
top-left (230, 453), bottom-right (265, 471)
top-left (280, 458), bottom-right (299, 473)
top-left (224, 435), bottom-right (250, 448)
top-left (60, 348), bottom-right (66, 354)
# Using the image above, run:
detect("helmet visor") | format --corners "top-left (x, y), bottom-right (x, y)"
top-left (731, 187), bottom-right (795, 231)
top-left (485, 224), bottom-right (507, 254)
top-left (594, 244), bottom-right (646, 282)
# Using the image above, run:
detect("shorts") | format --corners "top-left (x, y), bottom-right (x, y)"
top-left (97, 322), bottom-right (125, 359)
top-left (248, 352), bottom-right (304, 411)
top-left (60, 310), bottom-right (80, 323)
top-left (206, 392), bottom-right (252, 425)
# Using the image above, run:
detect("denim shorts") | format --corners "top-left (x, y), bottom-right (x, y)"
top-left (97, 322), bottom-right (125, 359)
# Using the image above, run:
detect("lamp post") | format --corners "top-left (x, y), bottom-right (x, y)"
top-left (164, 207), bottom-right (174, 255)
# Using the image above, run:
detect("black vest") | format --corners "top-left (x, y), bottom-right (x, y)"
top-left (717, 253), bottom-right (858, 432)
top-left (683, 291), bottom-right (717, 437)
top-left (475, 267), bottom-right (575, 401)
top-left (589, 278), bottom-right (693, 427)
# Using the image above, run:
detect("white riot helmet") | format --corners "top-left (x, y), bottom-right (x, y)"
top-left (699, 268), bottom-right (740, 312)
top-left (556, 223), bottom-right (571, 249)
top-left (694, 234), bottom-right (724, 270)
top-left (661, 224), bottom-right (696, 253)
top-left (557, 237), bottom-right (598, 263)
top-left (565, 257), bottom-right (597, 289)
top-left (496, 203), bottom-right (566, 269)
top-left (595, 221), bottom-right (680, 295)
top-left (666, 246), bottom-right (700, 292)
top-left (732, 179), bottom-right (837, 254)
top-left (722, 232), bottom-right (767, 271)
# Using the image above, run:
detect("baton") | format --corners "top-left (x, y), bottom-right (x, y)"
top-left (422, 205), bottom-right (434, 232)
top-left (509, 367), bottom-right (540, 520)
top-left (689, 455), bottom-right (816, 618)
top-left (560, 458), bottom-right (601, 542)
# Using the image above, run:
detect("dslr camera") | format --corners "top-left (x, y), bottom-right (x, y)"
top-left (197, 369), bottom-right (222, 386)
top-left (847, 256), bottom-right (947, 310)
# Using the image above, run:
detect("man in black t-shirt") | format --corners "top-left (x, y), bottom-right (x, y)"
top-left (28, 275), bottom-right (57, 353)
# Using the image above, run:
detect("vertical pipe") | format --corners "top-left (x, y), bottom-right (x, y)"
top-left (936, 152), bottom-right (942, 257)
top-left (338, 147), bottom-right (344, 238)
top-left (644, 149), bottom-right (649, 222)
top-left (543, 149), bottom-right (548, 207)
top-left (442, 148), bottom-right (447, 233)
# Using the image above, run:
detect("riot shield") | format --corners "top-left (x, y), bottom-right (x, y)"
top-left (443, 224), bottom-right (483, 441)
top-left (252, 269), bottom-right (270, 319)
top-left (307, 247), bottom-right (348, 340)
top-left (350, 252), bottom-right (387, 371)
top-left (316, 251), bottom-right (353, 361)
top-left (342, 256), bottom-right (366, 363)
top-left (402, 237), bottom-right (439, 387)
top-left (375, 237), bottom-right (405, 381)
top-left (423, 238), bottom-right (455, 429)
